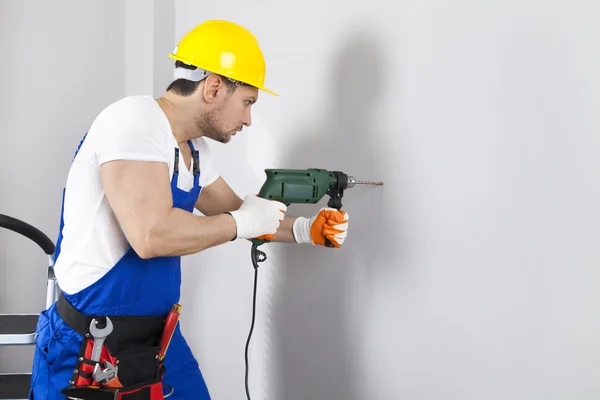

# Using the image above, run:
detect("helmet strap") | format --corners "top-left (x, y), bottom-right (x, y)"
top-left (174, 65), bottom-right (245, 87)
top-left (173, 66), bottom-right (213, 82)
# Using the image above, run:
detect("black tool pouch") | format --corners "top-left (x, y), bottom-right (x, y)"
top-left (56, 294), bottom-right (170, 399)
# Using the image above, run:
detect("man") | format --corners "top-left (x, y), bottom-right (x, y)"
top-left (29, 20), bottom-right (349, 399)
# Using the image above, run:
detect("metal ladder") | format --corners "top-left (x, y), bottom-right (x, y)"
top-left (0, 214), bottom-right (58, 399)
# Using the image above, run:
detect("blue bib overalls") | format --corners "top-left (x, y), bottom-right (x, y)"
top-left (29, 134), bottom-right (211, 399)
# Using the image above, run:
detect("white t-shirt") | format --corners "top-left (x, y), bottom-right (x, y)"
top-left (54, 95), bottom-right (219, 294)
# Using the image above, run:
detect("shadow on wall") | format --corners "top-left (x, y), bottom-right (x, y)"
top-left (269, 27), bottom-right (401, 400)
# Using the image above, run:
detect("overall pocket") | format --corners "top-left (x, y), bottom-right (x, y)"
top-left (35, 309), bottom-right (80, 369)
top-left (30, 309), bottom-right (81, 398)
top-left (29, 311), bottom-right (51, 398)
top-left (33, 311), bottom-right (50, 361)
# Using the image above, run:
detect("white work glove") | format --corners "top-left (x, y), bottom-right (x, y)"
top-left (292, 208), bottom-right (349, 247)
top-left (229, 195), bottom-right (287, 240)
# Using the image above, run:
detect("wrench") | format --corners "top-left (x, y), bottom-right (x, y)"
top-left (93, 360), bottom-right (119, 383)
top-left (88, 317), bottom-right (113, 362)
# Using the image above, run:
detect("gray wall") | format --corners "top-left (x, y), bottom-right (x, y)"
top-left (1, 1), bottom-right (599, 399)
top-left (174, 1), bottom-right (600, 400)
top-left (0, 0), bottom-right (126, 372)
top-left (0, 0), bottom-right (173, 374)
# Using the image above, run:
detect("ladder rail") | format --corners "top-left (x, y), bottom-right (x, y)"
top-left (0, 213), bottom-right (58, 399)
top-left (0, 213), bottom-right (58, 308)
top-left (0, 214), bottom-right (55, 256)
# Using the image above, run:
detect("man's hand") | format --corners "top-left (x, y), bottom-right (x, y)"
top-left (229, 195), bottom-right (287, 240)
top-left (291, 208), bottom-right (349, 247)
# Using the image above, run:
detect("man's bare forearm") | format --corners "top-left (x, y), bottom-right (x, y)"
top-left (142, 211), bottom-right (299, 255)
top-left (141, 209), bottom-right (236, 259)
top-left (272, 216), bottom-right (299, 243)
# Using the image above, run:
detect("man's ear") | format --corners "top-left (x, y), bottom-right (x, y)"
top-left (202, 75), bottom-right (224, 103)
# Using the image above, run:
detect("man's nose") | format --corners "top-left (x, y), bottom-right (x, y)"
top-left (243, 109), bottom-right (252, 127)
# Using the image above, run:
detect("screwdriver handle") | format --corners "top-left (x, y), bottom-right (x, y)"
top-left (158, 304), bottom-right (181, 361)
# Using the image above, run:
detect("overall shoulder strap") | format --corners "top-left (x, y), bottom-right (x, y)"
top-left (54, 131), bottom-right (90, 263)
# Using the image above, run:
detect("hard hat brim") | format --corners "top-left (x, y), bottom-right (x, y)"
top-left (168, 53), bottom-right (278, 96)
top-left (259, 87), bottom-right (279, 96)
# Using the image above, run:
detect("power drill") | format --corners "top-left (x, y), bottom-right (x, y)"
top-left (251, 168), bottom-right (383, 247)
top-left (244, 168), bottom-right (383, 400)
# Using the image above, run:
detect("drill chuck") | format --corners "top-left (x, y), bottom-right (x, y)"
top-left (347, 176), bottom-right (356, 188)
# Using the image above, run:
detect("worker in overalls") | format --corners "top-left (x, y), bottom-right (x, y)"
top-left (28, 20), bottom-right (350, 399)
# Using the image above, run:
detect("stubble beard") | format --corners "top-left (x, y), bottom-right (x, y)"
top-left (195, 107), bottom-right (231, 143)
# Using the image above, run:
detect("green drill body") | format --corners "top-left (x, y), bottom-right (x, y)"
top-left (258, 168), bottom-right (338, 205)
top-left (251, 168), bottom-right (382, 246)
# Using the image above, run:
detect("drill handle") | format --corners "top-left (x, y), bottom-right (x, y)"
top-left (327, 195), bottom-right (343, 211)
top-left (325, 194), bottom-right (343, 247)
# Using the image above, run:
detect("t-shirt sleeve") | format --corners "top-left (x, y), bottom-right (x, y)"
top-left (193, 138), bottom-right (220, 187)
top-left (92, 99), bottom-right (170, 166)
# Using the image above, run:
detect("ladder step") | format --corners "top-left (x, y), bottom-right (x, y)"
top-left (0, 315), bottom-right (38, 345)
top-left (0, 373), bottom-right (31, 399)
top-left (0, 315), bottom-right (38, 335)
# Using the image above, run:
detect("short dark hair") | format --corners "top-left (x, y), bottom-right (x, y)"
top-left (166, 61), bottom-right (238, 96)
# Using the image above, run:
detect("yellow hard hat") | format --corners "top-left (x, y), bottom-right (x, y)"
top-left (169, 20), bottom-right (278, 96)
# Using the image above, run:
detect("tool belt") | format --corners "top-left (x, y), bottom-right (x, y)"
top-left (56, 294), bottom-right (175, 399)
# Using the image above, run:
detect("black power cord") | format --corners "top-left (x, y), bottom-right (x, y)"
top-left (245, 243), bottom-right (267, 400)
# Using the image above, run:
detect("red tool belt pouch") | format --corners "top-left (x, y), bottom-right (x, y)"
top-left (56, 294), bottom-right (170, 399)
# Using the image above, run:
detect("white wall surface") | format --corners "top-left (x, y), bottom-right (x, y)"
top-left (2, 1), bottom-right (599, 399)
top-left (0, 0), bottom-right (173, 374)
top-left (0, 0), bottom-right (125, 373)
top-left (173, 1), bottom-right (600, 400)
top-left (124, 0), bottom-right (175, 98)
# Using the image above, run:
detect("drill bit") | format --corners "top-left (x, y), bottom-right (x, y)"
top-left (355, 180), bottom-right (384, 185)
top-left (346, 176), bottom-right (383, 187)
